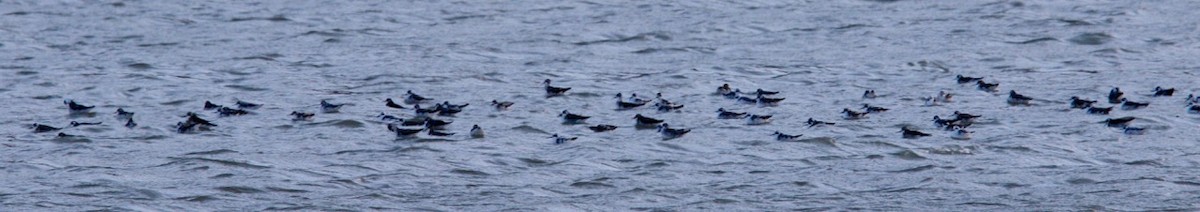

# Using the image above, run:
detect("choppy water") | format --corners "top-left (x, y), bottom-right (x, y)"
top-left (4, 0), bottom-right (1200, 211)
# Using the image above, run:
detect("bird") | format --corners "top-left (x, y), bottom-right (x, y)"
top-left (387, 124), bottom-right (423, 137)
top-left (588, 124), bottom-right (618, 132)
top-left (634, 114), bottom-right (664, 126)
top-left (862, 104), bottom-right (889, 113)
top-left (470, 125), bottom-right (485, 138)
top-left (1069, 96), bottom-right (1097, 109)
top-left (204, 101), bottom-right (223, 110)
top-left (936, 91), bottom-right (953, 103)
top-left (756, 94), bottom-right (785, 106)
top-left (550, 134), bottom-right (578, 144)
top-left (435, 102), bottom-right (465, 116)
top-left (234, 100), bottom-right (261, 109)
top-left (723, 91), bottom-right (740, 99)
top-left (57, 132), bottom-right (81, 138)
top-left (1108, 87), bottom-right (1124, 104)
top-left (291, 111), bottom-right (315, 121)
top-left (806, 118), bottom-right (835, 127)
top-left (320, 100), bottom-right (346, 113)
top-left (654, 102), bottom-right (684, 112)
top-left (115, 108), bottom-right (135, 118)
top-left (1121, 99), bottom-right (1149, 110)
top-left (543, 79), bottom-right (571, 96)
top-left (378, 113), bottom-right (404, 122)
top-left (176, 121), bottom-right (199, 133)
top-left (1007, 90), bottom-right (1033, 105)
top-left (385, 98), bottom-right (408, 109)
top-left (1100, 117), bottom-right (1136, 128)
top-left (615, 96), bottom-right (648, 109)
top-left (64, 100), bottom-right (95, 112)
top-left (740, 88), bottom-right (779, 96)
top-left (717, 84), bottom-right (734, 95)
top-left (956, 75), bottom-right (983, 84)
top-left (950, 128), bottom-right (973, 140)
top-left (952, 111), bottom-right (982, 121)
top-left (842, 108), bottom-right (868, 119)
top-left (560, 110), bottom-right (590, 124)
top-left (427, 130), bottom-right (455, 137)
top-left (124, 118), bottom-right (137, 128)
top-left (901, 127), bottom-right (932, 139)
top-left (69, 121), bottom-right (102, 127)
top-left (622, 93), bottom-right (652, 104)
top-left (772, 131), bottom-right (803, 141)
top-left (412, 104), bottom-right (440, 116)
top-left (186, 112), bottom-right (218, 127)
top-left (440, 101), bottom-right (469, 110)
top-left (716, 108), bottom-right (747, 119)
top-left (405, 90), bottom-right (433, 104)
top-left (1153, 86), bottom-right (1175, 97)
top-left (30, 123), bottom-right (61, 133)
top-left (491, 100), bottom-right (514, 110)
top-left (932, 115), bottom-right (959, 127)
top-left (862, 90), bottom-right (878, 99)
top-left (977, 81), bottom-right (999, 92)
top-left (399, 117), bottom-right (426, 126)
top-left (656, 123), bottom-right (691, 139)
top-left (1190, 105), bottom-right (1200, 113)
top-left (746, 114), bottom-right (772, 125)
top-left (424, 117), bottom-right (452, 129)
top-left (1086, 106), bottom-right (1112, 115)
top-left (1122, 126), bottom-right (1146, 135)
top-left (216, 106), bottom-right (250, 116)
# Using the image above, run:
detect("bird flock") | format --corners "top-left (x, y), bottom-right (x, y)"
top-left (32, 75), bottom-right (1200, 143)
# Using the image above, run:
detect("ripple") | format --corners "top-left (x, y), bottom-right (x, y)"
top-left (1068, 33), bottom-right (1114, 45)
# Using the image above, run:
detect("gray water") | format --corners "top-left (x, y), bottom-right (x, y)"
top-left (3, 0), bottom-right (1200, 211)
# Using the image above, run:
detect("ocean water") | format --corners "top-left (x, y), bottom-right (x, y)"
top-left (3, 0), bottom-right (1200, 210)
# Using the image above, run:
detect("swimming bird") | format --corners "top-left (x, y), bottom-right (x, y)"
top-left (387, 124), bottom-right (423, 137)
top-left (717, 84), bottom-right (733, 95)
top-left (216, 106), bottom-right (250, 116)
top-left (1154, 86), bottom-right (1175, 97)
top-left (756, 94), bottom-right (785, 106)
top-left (842, 108), bottom-right (868, 119)
top-left (64, 100), bottom-right (94, 112)
top-left (1007, 90), bottom-right (1033, 105)
top-left (977, 81), bottom-right (999, 92)
top-left (543, 79), bottom-right (571, 96)
top-left (427, 129), bottom-right (455, 137)
top-left (656, 123), bottom-right (691, 139)
top-left (1108, 87), bottom-right (1124, 104)
top-left (385, 98), bottom-right (408, 109)
top-left (654, 101), bottom-right (684, 112)
top-left (736, 95), bottom-right (757, 104)
top-left (234, 100), bottom-right (261, 109)
top-left (1086, 106), bottom-right (1112, 115)
top-left (1121, 99), bottom-right (1149, 110)
top-left (470, 125), bottom-right (485, 138)
top-left (862, 90), bottom-right (877, 99)
top-left (1189, 105), bottom-right (1200, 113)
top-left (740, 88), bottom-right (779, 96)
top-left (950, 127), bottom-right (973, 140)
top-left (124, 118), bottom-right (137, 128)
top-left (1122, 126), bottom-right (1146, 135)
top-left (634, 114), bottom-right (664, 126)
top-left (559, 110), bottom-right (590, 124)
top-left (204, 101), bottom-right (223, 110)
top-left (424, 117), bottom-right (452, 129)
top-left (1069, 96), bottom-right (1097, 109)
top-left (440, 101), bottom-right (469, 110)
top-left (30, 123), bottom-right (61, 133)
top-left (320, 100), bottom-right (346, 113)
top-left (57, 132), bottom-right (81, 138)
top-left (772, 131), bottom-right (802, 141)
top-left (936, 91), bottom-right (953, 103)
top-left (435, 102), bottom-right (465, 116)
top-left (176, 121), bottom-right (198, 133)
top-left (615, 96), bottom-right (648, 109)
top-left (378, 113), bottom-right (404, 122)
top-left (901, 127), bottom-right (931, 139)
top-left (932, 116), bottom-right (959, 127)
top-left (862, 104), bottom-right (889, 113)
top-left (69, 121), bottom-right (102, 127)
top-left (412, 104), bottom-right (440, 116)
top-left (623, 93), bottom-right (653, 104)
top-left (116, 108), bottom-right (135, 118)
top-left (491, 100), bottom-right (514, 110)
top-left (746, 114), bottom-right (772, 125)
top-left (716, 108), bottom-right (748, 119)
top-left (588, 124), bottom-right (618, 132)
top-left (1101, 117), bottom-right (1136, 128)
top-left (956, 75), bottom-right (983, 84)
top-left (405, 90), bottom-right (433, 104)
top-left (186, 112), bottom-right (218, 127)
top-left (291, 111), bottom-right (315, 121)
top-left (952, 111), bottom-right (981, 122)
top-left (806, 118), bottom-right (835, 127)
top-left (550, 134), bottom-right (578, 144)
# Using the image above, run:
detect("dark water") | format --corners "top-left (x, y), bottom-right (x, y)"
top-left (3, 0), bottom-right (1199, 210)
